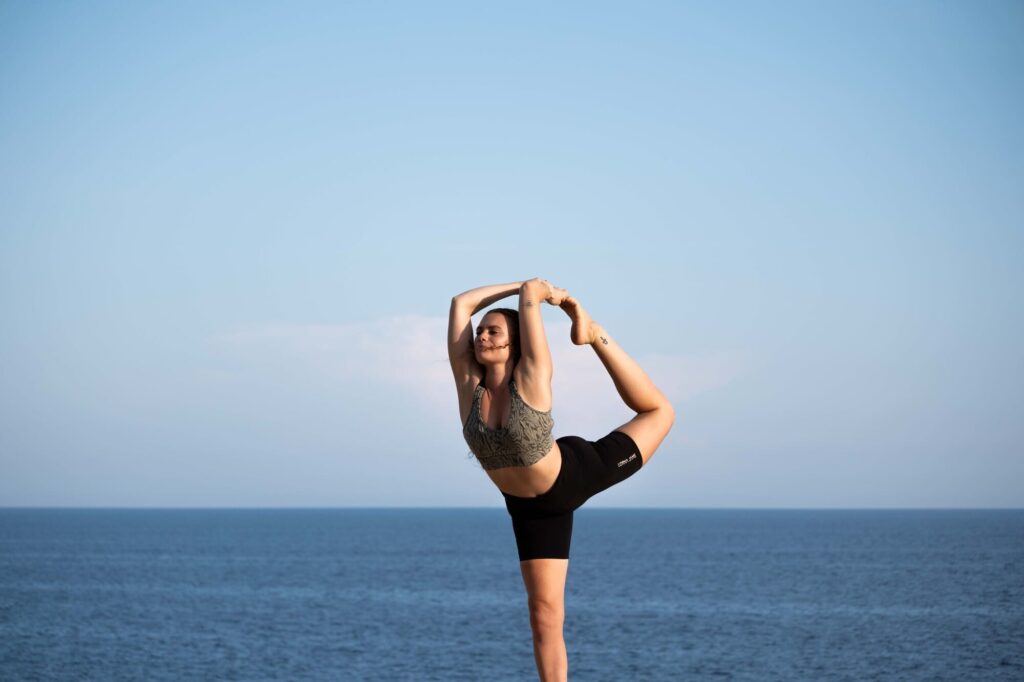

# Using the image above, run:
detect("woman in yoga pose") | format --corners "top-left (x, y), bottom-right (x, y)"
top-left (448, 278), bottom-right (676, 682)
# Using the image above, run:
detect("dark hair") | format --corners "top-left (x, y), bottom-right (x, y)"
top-left (478, 307), bottom-right (521, 383)
top-left (466, 307), bottom-right (523, 463)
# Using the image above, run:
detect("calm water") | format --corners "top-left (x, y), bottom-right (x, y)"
top-left (1, 509), bottom-right (1021, 681)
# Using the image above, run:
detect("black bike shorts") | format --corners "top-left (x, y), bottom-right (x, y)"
top-left (501, 429), bottom-right (643, 561)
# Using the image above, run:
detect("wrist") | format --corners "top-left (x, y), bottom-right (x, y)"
top-left (520, 281), bottom-right (547, 300)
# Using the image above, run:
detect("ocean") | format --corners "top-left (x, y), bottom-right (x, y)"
top-left (1, 509), bottom-right (1021, 681)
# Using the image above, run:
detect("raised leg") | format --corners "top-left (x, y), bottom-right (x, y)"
top-left (519, 558), bottom-right (570, 682)
top-left (560, 296), bottom-right (676, 465)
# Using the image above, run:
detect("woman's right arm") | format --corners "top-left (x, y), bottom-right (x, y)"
top-left (451, 281), bottom-right (525, 315)
top-left (449, 282), bottom-right (523, 379)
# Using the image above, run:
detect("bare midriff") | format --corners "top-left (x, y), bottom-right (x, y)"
top-left (485, 440), bottom-right (562, 497)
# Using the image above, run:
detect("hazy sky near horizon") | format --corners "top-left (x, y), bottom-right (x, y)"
top-left (2, 1), bottom-right (1021, 508)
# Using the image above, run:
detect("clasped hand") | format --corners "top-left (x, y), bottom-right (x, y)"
top-left (523, 278), bottom-right (569, 306)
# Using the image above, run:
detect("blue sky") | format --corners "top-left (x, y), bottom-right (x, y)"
top-left (1, 1), bottom-right (1021, 507)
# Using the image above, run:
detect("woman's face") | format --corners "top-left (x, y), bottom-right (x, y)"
top-left (475, 314), bottom-right (511, 362)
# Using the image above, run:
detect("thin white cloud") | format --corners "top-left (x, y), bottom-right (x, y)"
top-left (209, 315), bottom-right (745, 437)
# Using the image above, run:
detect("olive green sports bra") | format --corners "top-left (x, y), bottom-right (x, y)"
top-left (462, 380), bottom-right (555, 470)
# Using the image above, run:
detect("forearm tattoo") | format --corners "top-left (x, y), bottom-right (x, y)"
top-left (524, 299), bottom-right (535, 307)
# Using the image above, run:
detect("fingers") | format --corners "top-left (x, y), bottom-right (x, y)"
top-left (527, 277), bottom-right (554, 295)
top-left (529, 278), bottom-right (568, 303)
top-left (547, 287), bottom-right (569, 305)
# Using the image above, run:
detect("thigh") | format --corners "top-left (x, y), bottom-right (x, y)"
top-left (508, 511), bottom-right (574, 561)
top-left (574, 429), bottom-right (644, 501)
top-left (613, 406), bottom-right (674, 466)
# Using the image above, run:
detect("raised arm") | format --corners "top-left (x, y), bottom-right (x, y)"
top-left (517, 279), bottom-right (561, 381)
top-left (449, 281), bottom-right (524, 366)
top-left (452, 281), bottom-right (525, 316)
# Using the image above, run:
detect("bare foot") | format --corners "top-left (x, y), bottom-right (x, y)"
top-left (559, 296), bottom-right (601, 345)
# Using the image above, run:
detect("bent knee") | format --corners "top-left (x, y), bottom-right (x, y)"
top-left (655, 404), bottom-right (677, 438)
top-left (619, 403), bottom-right (675, 466)
top-left (661, 401), bottom-right (676, 422)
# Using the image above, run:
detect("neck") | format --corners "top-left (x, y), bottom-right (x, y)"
top-left (484, 361), bottom-right (515, 390)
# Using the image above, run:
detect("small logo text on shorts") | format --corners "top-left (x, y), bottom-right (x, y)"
top-left (617, 453), bottom-right (637, 468)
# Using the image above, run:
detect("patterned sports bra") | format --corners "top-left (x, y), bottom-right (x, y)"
top-left (463, 380), bottom-right (555, 470)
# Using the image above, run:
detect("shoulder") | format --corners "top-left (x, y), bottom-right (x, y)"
top-left (453, 360), bottom-right (484, 426)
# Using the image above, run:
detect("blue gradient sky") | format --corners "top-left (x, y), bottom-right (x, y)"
top-left (2, 1), bottom-right (1021, 507)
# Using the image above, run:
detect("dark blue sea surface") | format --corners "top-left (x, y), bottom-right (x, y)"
top-left (1, 509), bottom-right (1021, 681)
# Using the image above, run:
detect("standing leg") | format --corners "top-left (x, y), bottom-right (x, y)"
top-left (519, 558), bottom-right (570, 682)
top-left (560, 296), bottom-right (676, 465)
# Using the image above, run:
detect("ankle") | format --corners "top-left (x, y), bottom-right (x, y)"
top-left (588, 323), bottom-right (605, 345)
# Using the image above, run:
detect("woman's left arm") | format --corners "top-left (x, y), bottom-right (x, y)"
top-left (517, 279), bottom-right (559, 380)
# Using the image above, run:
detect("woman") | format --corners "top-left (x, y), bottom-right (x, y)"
top-left (448, 278), bottom-right (676, 682)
